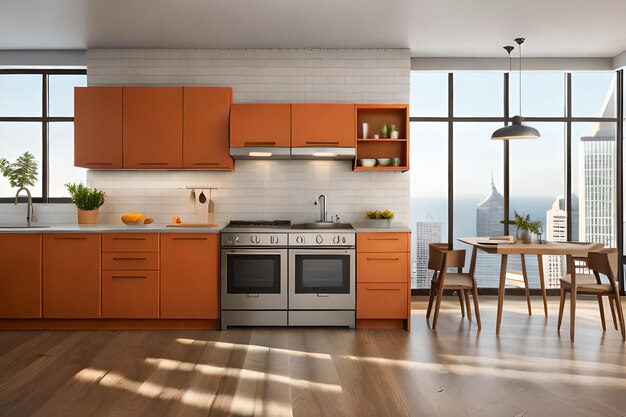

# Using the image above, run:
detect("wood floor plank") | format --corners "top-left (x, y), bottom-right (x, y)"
top-left (0, 298), bottom-right (625, 417)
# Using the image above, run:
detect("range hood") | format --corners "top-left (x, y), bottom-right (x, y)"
top-left (230, 147), bottom-right (355, 160)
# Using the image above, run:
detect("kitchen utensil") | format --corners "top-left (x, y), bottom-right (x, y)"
top-left (207, 189), bottom-right (215, 224)
top-left (377, 158), bottom-right (391, 166)
top-left (199, 190), bottom-right (207, 204)
top-left (189, 189), bottom-right (196, 203)
top-left (358, 158), bottom-right (376, 167)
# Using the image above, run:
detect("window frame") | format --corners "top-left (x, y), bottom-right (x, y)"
top-left (410, 70), bottom-right (624, 295)
top-left (0, 68), bottom-right (87, 203)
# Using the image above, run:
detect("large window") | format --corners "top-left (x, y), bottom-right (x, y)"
top-left (410, 70), bottom-right (623, 291)
top-left (0, 69), bottom-right (87, 201)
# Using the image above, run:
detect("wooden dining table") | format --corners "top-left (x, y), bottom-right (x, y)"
top-left (458, 237), bottom-right (604, 339)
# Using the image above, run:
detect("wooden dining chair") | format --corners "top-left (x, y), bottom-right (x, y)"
top-left (426, 244), bottom-right (481, 330)
top-left (558, 248), bottom-right (625, 341)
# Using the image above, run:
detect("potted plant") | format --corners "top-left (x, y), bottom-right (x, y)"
top-left (366, 209), bottom-right (394, 228)
top-left (0, 151), bottom-right (38, 192)
top-left (65, 183), bottom-right (105, 225)
top-left (505, 211), bottom-right (543, 244)
top-left (381, 124), bottom-right (389, 139)
top-left (389, 124), bottom-right (399, 139)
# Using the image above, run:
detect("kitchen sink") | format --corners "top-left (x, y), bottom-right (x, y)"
top-left (0, 225), bottom-right (51, 229)
top-left (291, 222), bottom-right (353, 230)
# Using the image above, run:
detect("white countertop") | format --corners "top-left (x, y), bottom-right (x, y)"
top-left (0, 224), bottom-right (224, 234)
top-left (0, 222), bottom-right (410, 234)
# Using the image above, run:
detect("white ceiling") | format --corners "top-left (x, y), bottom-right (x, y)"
top-left (1, 0), bottom-right (625, 58)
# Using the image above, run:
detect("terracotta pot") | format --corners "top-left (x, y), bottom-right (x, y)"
top-left (77, 209), bottom-right (99, 225)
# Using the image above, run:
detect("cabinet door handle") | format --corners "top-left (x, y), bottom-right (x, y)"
top-left (191, 162), bottom-right (220, 166)
top-left (244, 141), bottom-right (276, 146)
top-left (367, 238), bottom-right (400, 241)
top-left (306, 141), bottom-right (339, 145)
top-left (367, 257), bottom-right (400, 261)
top-left (86, 162), bottom-right (113, 166)
top-left (366, 287), bottom-right (401, 291)
top-left (112, 257), bottom-right (147, 261)
top-left (54, 237), bottom-right (87, 240)
top-left (172, 237), bottom-right (208, 240)
top-left (137, 162), bottom-right (168, 166)
top-left (112, 237), bottom-right (146, 241)
top-left (112, 275), bottom-right (147, 279)
top-left (317, 293), bottom-right (330, 297)
top-left (247, 294), bottom-right (260, 298)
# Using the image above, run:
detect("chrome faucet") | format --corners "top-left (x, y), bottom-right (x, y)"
top-left (14, 187), bottom-right (33, 227)
top-left (316, 194), bottom-right (327, 222)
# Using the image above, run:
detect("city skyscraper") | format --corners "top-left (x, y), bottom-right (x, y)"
top-left (579, 85), bottom-right (616, 248)
top-left (413, 219), bottom-right (442, 288)
top-left (545, 195), bottom-right (567, 288)
top-left (475, 177), bottom-right (504, 287)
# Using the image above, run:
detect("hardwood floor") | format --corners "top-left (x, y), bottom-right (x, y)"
top-left (1, 296), bottom-right (626, 417)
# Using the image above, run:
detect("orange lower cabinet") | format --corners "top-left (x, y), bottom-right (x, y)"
top-left (43, 234), bottom-right (101, 318)
top-left (0, 234), bottom-right (42, 318)
top-left (160, 234), bottom-right (219, 319)
top-left (102, 271), bottom-right (159, 318)
top-left (357, 283), bottom-right (407, 319)
top-left (356, 252), bottom-right (408, 283)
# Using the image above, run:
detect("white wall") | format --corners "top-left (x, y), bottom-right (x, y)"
top-left (2, 48), bottom-right (411, 225)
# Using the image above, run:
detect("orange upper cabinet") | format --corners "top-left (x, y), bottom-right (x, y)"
top-left (291, 104), bottom-right (355, 147)
top-left (0, 234), bottom-right (42, 318)
top-left (160, 234), bottom-right (219, 319)
top-left (183, 87), bottom-right (233, 170)
top-left (230, 103), bottom-right (291, 148)
top-left (74, 87), bottom-right (123, 169)
top-left (123, 87), bottom-right (183, 169)
top-left (43, 234), bottom-right (101, 319)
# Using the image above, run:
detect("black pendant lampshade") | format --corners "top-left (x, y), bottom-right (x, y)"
top-left (491, 116), bottom-right (540, 140)
top-left (491, 38), bottom-right (541, 141)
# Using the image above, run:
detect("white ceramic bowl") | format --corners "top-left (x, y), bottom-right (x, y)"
top-left (358, 158), bottom-right (376, 167)
top-left (377, 158), bottom-right (391, 166)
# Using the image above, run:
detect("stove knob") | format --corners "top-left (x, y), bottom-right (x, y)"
top-left (235, 237), bottom-right (239, 243)
top-left (227, 237), bottom-right (232, 244)
top-left (296, 236), bottom-right (304, 244)
top-left (316, 234), bottom-right (323, 244)
top-left (333, 235), bottom-right (340, 244)
top-left (250, 235), bottom-right (260, 244)
top-left (271, 235), bottom-right (278, 244)
top-left (342, 237), bottom-right (346, 244)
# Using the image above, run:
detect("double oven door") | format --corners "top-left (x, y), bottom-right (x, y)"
top-left (221, 249), bottom-right (288, 310)
top-left (288, 248), bottom-right (355, 310)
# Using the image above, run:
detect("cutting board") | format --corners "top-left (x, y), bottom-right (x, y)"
top-left (166, 223), bottom-right (219, 228)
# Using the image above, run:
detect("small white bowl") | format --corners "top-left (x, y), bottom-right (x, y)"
top-left (358, 158), bottom-right (376, 167)
top-left (377, 158), bottom-right (391, 166)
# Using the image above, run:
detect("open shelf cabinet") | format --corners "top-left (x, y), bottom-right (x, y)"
top-left (354, 104), bottom-right (409, 172)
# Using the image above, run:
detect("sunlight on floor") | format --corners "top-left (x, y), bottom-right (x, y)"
top-left (175, 338), bottom-right (333, 360)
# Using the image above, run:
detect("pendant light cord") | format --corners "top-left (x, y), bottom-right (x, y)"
top-left (519, 41), bottom-right (522, 115)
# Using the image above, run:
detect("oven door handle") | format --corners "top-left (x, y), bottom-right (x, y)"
top-left (224, 249), bottom-right (286, 255)
top-left (247, 294), bottom-right (260, 298)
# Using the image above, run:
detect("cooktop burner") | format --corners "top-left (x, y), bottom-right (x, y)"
top-left (227, 220), bottom-right (292, 229)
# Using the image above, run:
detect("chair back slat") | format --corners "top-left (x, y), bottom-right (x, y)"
top-left (444, 250), bottom-right (466, 269)
top-left (587, 248), bottom-right (618, 283)
top-left (428, 243), bottom-right (449, 271)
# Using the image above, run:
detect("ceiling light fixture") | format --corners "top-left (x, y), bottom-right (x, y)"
top-left (491, 38), bottom-right (541, 140)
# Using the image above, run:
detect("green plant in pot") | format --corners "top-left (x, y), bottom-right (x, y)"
top-left (389, 124), bottom-right (399, 139)
top-left (381, 124), bottom-right (389, 139)
top-left (505, 211), bottom-right (543, 244)
top-left (65, 183), bottom-right (105, 225)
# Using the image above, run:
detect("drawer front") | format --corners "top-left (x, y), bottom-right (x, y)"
top-left (102, 252), bottom-right (159, 270)
top-left (102, 233), bottom-right (159, 253)
top-left (357, 232), bottom-right (409, 253)
top-left (357, 252), bottom-right (408, 283)
top-left (357, 283), bottom-right (407, 319)
top-left (102, 270), bottom-right (159, 318)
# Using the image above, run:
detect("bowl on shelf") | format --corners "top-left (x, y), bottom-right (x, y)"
top-left (376, 158), bottom-right (391, 166)
top-left (358, 158), bottom-right (377, 167)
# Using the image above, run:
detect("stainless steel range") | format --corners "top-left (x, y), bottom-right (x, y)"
top-left (220, 220), bottom-right (356, 329)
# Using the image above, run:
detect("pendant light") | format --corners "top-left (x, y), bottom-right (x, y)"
top-left (491, 38), bottom-right (541, 140)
